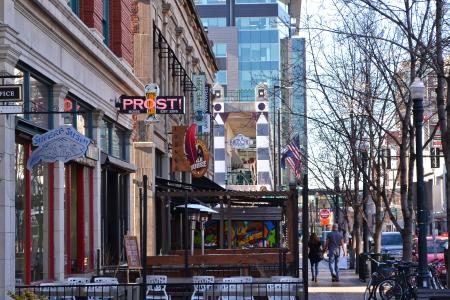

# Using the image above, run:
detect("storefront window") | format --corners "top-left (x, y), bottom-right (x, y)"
top-left (111, 127), bottom-right (121, 158)
top-left (65, 164), bottom-right (93, 274)
top-left (100, 120), bottom-right (109, 153)
top-left (64, 97), bottom-right (92, 138)
top-left (29, 75), bottom-right (50, 128)
top-left (31, 164), bottom-right (49, 281)
top-left (15, 141), bottom-right (51, 283)
top-left (15, 144), bottom-right (26, 284)
top-left (14, 67), bottom-right (52, 129)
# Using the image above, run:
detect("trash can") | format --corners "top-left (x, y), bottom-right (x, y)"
top-left (358, 253), bottom-right (368, 281)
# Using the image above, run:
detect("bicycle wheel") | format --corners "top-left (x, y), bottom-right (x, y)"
top-left (364, 277), bottom-right (373, 300)
top-left (378, 279), bottom-right (403, 300)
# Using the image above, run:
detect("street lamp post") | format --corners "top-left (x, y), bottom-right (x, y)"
top-left (277, 108), bottom-right (281, 189)
top-left (273, 85), bottom-right (279, 191)
top-left (361, 149), bottom-right (370, 278)
top-left (411, 77), bottom-right (430, 288)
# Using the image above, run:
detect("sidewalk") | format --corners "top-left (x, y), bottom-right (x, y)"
top-left (308, 260), bottom-right (366, 300)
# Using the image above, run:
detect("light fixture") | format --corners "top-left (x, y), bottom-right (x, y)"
top-left (410, 77), bottom-right (425, 100)
top-left (214, 90), bottom-right (221, 98)
top-left (258, 89), bottom-right (265, 97)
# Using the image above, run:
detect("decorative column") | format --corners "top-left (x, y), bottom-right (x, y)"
top-left (0, 27), bottom-right (20, 298)
top-left (256, 113), bottom-right (271, 190)
top-left (91, 109), bottom-right (104, 263)
top-left (51, 84), bottom-right (69, 281)
top-left (214, 114), bottom-right (226, 187)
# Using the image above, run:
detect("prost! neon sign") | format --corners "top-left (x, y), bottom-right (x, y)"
top-left (116, 95), bottom-right (185, 114)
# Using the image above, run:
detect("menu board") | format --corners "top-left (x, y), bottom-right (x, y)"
top-left (124, 235), bottom-right (141, 269)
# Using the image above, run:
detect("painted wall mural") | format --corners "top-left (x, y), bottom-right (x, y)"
top-left (194, 220), bottom-right (277, 248)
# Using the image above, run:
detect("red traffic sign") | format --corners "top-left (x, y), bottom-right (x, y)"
top-left (319, 209), bottom-right (330, 219)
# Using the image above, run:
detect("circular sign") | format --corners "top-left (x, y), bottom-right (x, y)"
top-left (191, 139), bottom-right (209, 178)
top-left (319, 209), bottom-right (330, 219)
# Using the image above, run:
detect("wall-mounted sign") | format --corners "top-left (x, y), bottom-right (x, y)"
top-left (184, 124), bottom-right (209, 177)
top-left (230, 134), bottom-right (253, 149)
top-left (191, 139), bottom-right (209, 178)
top-left (172, 125), bottom-right (191, 172)
top-left (0, 84), bottom-right (22, 102)
top-left (0, 105), bottom-right (22, 113)
top-left (27, 126), bottom-right (91, 170)
top-left (116, 95), bottom-right (185, 114)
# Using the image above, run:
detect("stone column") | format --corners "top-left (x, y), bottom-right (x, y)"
top-left (91, 109), bottom-right (104, 265)
top-left (51, 84), bottom-right (69, 281)
top-left (0, 27), bottom-right (20, 298)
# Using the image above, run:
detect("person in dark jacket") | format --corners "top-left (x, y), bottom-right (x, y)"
top-left (308, 232), bottom-right (323, 282)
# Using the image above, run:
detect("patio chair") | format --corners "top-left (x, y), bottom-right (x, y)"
top-left (267, 277), bottom-right (301, 300)
top-left (85, 282), bottom-right (115, 300)
top-left (191, 275), bottom-right (214, 300)
top-left (219, 277), bottom-right (254, 300)
top-left (40, 282), bottom-right (73, 300)
top-left (270, 276), bottom-right (293, 282)
top-left (93, 277), bottom-right (119, 284)
top-left (146, 275), bottom-right (170, 300)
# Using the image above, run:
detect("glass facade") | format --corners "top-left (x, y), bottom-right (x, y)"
top-left (213, 43), bottom-right (227, 57)
top-left (236, 0), bottom-right (276, 3)
top-left (195, 0), bottom-right (226, 4)
top-left (216, 70), bottom-right (227, 85)
top-left (201, 17), bottom-right (227, 27)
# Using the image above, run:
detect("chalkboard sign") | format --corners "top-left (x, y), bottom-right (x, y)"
top-left (124, 235), bottom-right (141, 269)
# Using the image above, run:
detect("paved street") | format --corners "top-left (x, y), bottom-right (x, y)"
top-left (308, 260), bottom-right (366, 300)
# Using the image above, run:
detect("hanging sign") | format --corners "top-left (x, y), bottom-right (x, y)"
top-left (116, 95), bottom-right (185, 114)
top-left (191, 139), bottom-right (209, 178)
top-left (172, 126), bottom-right (191, 172)
top-left (184, 124), bottom-right (209, 177)
top-left (0, 84), bottom-right (22, 102)
top-left (230, 134), bottom-right (253, 149)
top-left (27, 126), bottom-right (91, 170)
top-left (192, 75), bottom-right (207, 115)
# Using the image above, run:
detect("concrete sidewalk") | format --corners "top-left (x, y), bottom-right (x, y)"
top-left (307, 260), bottom-right (366, 300)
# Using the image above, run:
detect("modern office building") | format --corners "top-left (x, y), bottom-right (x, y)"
top-left (195, 0), bottom-right (306, 190)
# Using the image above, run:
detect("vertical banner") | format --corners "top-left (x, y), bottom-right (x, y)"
top-left (171, 126), bottom-right (191, 172)
top-left (192, 75), bottom-right (209, 130)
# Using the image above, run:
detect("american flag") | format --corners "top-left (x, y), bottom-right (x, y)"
top-left (281, 136), bottom-right (303, 180)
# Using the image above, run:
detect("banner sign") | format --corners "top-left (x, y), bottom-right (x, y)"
top-left (116, 95), bottom-right (185, 114)
top-left (27, 126), bottom-right (91, 170)
top-left (171, 125), bottom-right (191, 172)
top-left (191, 139), bottom-right (209, 178)
top-left (184, 124), bottom-right (209, 177)
top-left (192, 75), bottom-right (207, 115)
top-left (230, 134), bottom-right (253, 149)
top-left (0, 84), bottom-right (22, 102)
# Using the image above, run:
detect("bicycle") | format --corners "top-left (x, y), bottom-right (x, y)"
top-left (363, 257), bottom-right (396, 300)
top-left (378, 261), bottom-right (420, 299)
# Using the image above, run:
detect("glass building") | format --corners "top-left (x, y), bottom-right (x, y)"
top-left (195, 0), bottom-right (306, 189)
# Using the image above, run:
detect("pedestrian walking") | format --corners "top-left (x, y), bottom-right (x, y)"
top-left (324, 223), bottom-right (347, 282)
top-left (308, 232), bottom-right (323, 282)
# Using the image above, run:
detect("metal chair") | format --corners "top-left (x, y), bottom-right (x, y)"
top-left (39, 282), bottom-right (72, 300)
top-left (267, 277), bottom-right (301, 300)
top-left (191, 276), bottom-right (214, 300)
top-left (85, 283), bottom-right (115, 300)
top-left (219, 277), bottom-right (254, 300)
top-left (146, 275), bottom-right (170, 300)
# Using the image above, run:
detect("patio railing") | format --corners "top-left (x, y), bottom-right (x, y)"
top-left (14, 279), bottom-right (304, 300)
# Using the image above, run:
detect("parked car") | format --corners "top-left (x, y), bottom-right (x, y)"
top-left (381, 231), bottom-right (403, 259)
top-left (413, 236), bottom-right (448, 285)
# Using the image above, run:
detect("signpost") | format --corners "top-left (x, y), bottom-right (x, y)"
top-left (319, 209), bottom-right (330, 219)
